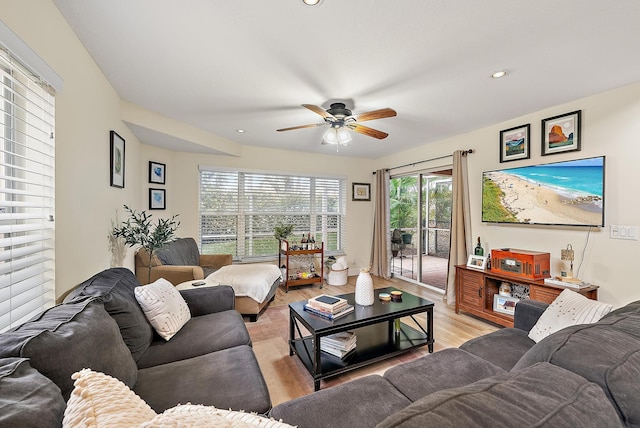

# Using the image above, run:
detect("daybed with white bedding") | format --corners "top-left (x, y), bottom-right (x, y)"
top-left (176, 263), bottom-right (282, 321)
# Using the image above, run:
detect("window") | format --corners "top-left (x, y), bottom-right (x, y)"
top-left (199, 168), bottom-right (346, 261)
top-left (0, 46), bottom-right (56, 332)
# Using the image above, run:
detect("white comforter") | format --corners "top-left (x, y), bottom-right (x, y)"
top-left (175, 264), bottom-right (282, 303)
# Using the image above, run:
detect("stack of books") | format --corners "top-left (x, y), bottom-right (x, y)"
top-left (304, 294), bottom-right (354, 320)
top-left (320, 331), bottom-right (357, 359)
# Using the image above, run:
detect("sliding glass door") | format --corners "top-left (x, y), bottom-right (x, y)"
top-left (390, 170), bottom-right (452, 290)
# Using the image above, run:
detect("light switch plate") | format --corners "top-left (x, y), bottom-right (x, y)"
top-left (610, 225), bottom-right (639, 240)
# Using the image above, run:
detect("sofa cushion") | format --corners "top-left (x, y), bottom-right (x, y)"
top-left (513, 310), bottom-right (640, 426)
top-left (377, 362), bottom-right (623, 428)
top-left (134, 278), bottom-right (191, 341)
top-left (64, 368), bottom-right (156, 428)
top-left (65, 267), bottom-right (154, 361)
top-left (384, 348), bottom-right (506, 401)
top-left (135, 309), bottom-right (251, 369)
top-left (156, 237), bottom-right (200, 266)
top-left (135, 345), bottom-right (271, 414)
top-left (0, 357), bottom-right (65, 428)
top-left (459, 327), bottom-right (535, 370)
top-left (0, 298), bottom-right (138, 400)
top-left (528, 289), bottom-right (612, 343)
top-left (270, 375), bottom-right (412, 428)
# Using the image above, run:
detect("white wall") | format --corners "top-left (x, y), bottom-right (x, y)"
top-left (375, 82), bottom-right (640, 308)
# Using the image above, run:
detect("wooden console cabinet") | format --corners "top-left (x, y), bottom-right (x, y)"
top-left (455, 265), bottom-right (599, 328)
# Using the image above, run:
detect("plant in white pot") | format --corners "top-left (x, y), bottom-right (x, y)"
top-left (112, 205), bottom-right (180, 284)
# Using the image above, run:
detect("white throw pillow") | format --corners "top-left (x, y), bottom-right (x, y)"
top-left (528, 289), bottom-right (612, 343)
top-left (135, 278), bottom-right (191, 341)
top-left (64, 370), bottom-right (295, 428)
top-left (142, 404), bottom-right (295, 428)
top-left (63, 369), bottom-right (156, 428)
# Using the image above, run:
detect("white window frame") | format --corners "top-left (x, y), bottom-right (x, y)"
top-left (198, 167), bottom-right (346, 261)
top-left (0, 32), bottom-right (57, 332)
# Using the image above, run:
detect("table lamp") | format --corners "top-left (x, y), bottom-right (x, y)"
top-left (560, 244), bottom-right (574, 279)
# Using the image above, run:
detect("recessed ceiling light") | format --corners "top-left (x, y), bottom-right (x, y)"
top-left (302, 0), bottom-right (321, 5)
top-left (491, 70), bottom-right (509, 79)
top-left (236, 129), bottom-right (245, 133)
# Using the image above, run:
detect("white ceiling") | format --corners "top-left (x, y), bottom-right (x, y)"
top-left (53, 0), bottom-right (640, 159)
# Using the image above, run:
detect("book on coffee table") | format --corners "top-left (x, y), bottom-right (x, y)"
top-left (307, 294), bottom-right (348, 313)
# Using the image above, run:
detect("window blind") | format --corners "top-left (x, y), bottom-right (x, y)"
top-left (0, 47), bottom-right (55, 332)
top-left (199, 168), bottom-right (345, 261)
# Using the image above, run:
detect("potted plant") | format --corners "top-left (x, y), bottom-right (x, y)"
top-left (274, 223), bottom-right (295, 241)
top-left (112, 205), bottom-right (180, 284)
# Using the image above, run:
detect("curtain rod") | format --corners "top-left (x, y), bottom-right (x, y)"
top-left (372, 149), bottom-right (474, 174)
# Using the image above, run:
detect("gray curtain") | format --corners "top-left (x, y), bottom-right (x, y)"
top-left (370, 169), bottom-right (391, 279)
top-left (444, 150), bottom-right (472, 305)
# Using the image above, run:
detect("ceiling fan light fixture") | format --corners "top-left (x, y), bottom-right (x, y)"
top-left (301, 0), bottom-right (321, 5)
top-left (337, 127), bottom-right (352, 144)
top-left (323, 128), bottom-right (338, 144)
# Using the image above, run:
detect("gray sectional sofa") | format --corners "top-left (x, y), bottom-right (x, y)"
top-left (270, 298), bottom-right (640, 428)
top-left (0, 267), bottom-right (271, 427)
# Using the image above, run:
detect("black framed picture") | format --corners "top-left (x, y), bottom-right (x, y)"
top-left (149, 188), bottom-right (166, 210)
top-left (110, 130), bottom-right (125, 188)
top-left (352, 182), bottom-right (371, 201)
top-left (541, 110), bottom-right (581, 156)
top-left (149, 161), bottom-right (166, 184)
top-left (499, 124), bottom-right (530, 163)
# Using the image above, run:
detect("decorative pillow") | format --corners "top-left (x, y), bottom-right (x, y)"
top-left (134, 278), bottom-right (191, 341)
top-left (142, 404), bottom-right (296, 428)
top-left (528, 289), bottom-right (612, 343)
top-left (63, 369), bottom-right (156, 428)
top-left (64, 369), bottom-right (294, 428)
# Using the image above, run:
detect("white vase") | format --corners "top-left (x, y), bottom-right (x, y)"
top-left (355, 268), bottom-right (374, 306)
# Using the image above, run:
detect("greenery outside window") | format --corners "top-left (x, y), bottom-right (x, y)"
top-left (199, 168), bottom-right (346, 261)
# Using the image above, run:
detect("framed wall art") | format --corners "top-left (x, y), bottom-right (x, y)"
top-left (541, 110), bottom-right (581, 156)
top-left (149, 161), bottom-right (166, 184)
top-left (109, 130), bottom-right (125, 188)
top-left (149, 188), bottom-right (166, 210)
top-left (352, 182), bottom-right (371, 201)
top-left (499, 124), bottom-right (530, 163)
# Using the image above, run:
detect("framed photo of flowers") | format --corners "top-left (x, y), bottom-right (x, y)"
top-left (541, 110), bottom-right (581, 156)
top-left (499, 124), bottom-right (530, 163)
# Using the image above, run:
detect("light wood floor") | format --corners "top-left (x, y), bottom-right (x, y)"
top-left (245, 275), bottom-right (500, 406)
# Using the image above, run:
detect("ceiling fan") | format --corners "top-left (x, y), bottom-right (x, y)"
top-left (276, 103), bottom-right (397, 145)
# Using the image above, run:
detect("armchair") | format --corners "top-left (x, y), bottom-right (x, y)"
top-left (134, 237), bottom-right (232, 285)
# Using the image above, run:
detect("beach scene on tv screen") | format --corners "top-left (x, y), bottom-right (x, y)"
top-left (482, 157), bottom-right (604, 226)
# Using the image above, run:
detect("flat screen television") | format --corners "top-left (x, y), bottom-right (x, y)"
top-left (482, 156), bottom-right (605, 227)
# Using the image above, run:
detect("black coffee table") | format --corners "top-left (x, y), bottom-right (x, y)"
top-left (289, 287), bottom-right (435, 390)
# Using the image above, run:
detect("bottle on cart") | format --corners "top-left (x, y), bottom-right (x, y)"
top-left (301, 234), bottom-right (307, 250)
top-left (474, 237), bottom-right (484, 256)
top-left (309, 234), bottom-right (315, 250)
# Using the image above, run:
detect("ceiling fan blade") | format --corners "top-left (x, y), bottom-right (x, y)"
top-left (302, 104), bottom-right (336, 120)
top-left (349, 123), bottom-right (389, 139)
top-left (277, 123), bottom-right (326, 132)
top-left (353, 108), bottom-right (397, 122)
